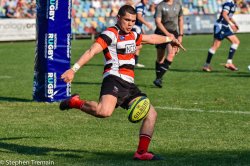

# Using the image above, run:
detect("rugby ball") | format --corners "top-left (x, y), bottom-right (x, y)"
top-left (127, 96), bottom-right (150, 123)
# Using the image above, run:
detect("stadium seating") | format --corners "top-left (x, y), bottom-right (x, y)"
top-left (0, 0), bottom-right (249, 34)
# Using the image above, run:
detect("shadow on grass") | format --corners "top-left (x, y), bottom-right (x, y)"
top-left (227, 74), bottom-right (250, 78)
top-left (0, 137), bottom-right (84, 158)
top-left (0, 96), bottom-right (32, 102)
top-left (0, 137), bottom-right (249, 165)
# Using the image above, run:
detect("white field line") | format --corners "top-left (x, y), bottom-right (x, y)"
top-left (155, 106), bottom-right (250, 115)
top-left (0, 76), bottom-right (12, 79)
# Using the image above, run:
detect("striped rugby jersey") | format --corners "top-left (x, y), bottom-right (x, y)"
top-left (96, 25), bottom-right (142, 83)
top-left (135, 2), bottom-right (147, 27)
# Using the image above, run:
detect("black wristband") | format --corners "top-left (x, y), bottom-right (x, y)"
top-left (179, 34), bottom-right (184, 36)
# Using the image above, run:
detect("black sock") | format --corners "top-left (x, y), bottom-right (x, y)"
top-left (135, 55), bottom-right (138, 64)
top-left (155, 61), bottom-right (161, 79)
top-left (228, 47), bottom-right (236, 60)
top-left (206, 51), bottom-right (214, 64)
top-left (165, 59), bottom-right (172, 67)
top-left (157, 59), bottom-right (171, 79)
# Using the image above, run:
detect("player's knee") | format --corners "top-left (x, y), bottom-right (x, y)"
top-left (96, 107), bottom-right (113, 118)
top-left (209, 48), bottom-right (216, 54)
top-left (231, 43), bottom-right (239, 50)
top-left (167, 53), bottom-right (175, 61)
top-left (235, 40), bottom-right (240, 45)
top-left (148, 106), bottom-right (158, 120)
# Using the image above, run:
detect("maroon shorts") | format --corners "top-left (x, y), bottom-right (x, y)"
top-left (100, 75), bottom-right (146, 109)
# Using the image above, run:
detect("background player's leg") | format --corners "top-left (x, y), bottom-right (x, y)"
top-left (224, 35), bottom-right (240, 71)
top-left (203, 39), bottom-right (221, 72)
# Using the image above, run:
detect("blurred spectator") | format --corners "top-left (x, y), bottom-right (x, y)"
top-left (238, 0), bottom-right (249, 13)
top-left (2, 0), bottom-right (36, 18)
top-left (4, 0), bottom-right (17, 18)
top-left (91, 0), bottom-right (101, 9)
top-left (196, 0), bottom-right (205, 14)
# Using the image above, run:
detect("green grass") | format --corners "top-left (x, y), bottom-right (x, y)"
top-left (0, 34), bottom-right (250, 166)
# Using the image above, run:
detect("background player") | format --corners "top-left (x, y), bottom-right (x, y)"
top-left (133, 0), bottom-right (153, 68)
top-left (153, 0), bottom-right (184, 88)
top-left (202, 0), bottom-right (240, 72)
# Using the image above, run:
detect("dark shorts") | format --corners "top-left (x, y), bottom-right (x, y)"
top-left (214, 23), bottom-right (234, 41)
top-left (100, 75), bottom-right (146, 109)
top-left (155, 30), bottom-right (179, 49)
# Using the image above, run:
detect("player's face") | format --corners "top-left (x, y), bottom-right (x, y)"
top-left (117, 12), bottom-right (136, 33)
top-left (143, 0), bottom-right (149, 5)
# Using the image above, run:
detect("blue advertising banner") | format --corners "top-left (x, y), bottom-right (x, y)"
top-left (33, 0), bottom-right (71, 102)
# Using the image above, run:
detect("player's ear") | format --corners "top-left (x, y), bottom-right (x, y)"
top-left (117, 15), bottom-right (120, 20)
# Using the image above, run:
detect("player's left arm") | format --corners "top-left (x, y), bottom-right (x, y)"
top-left (142, 34), bottom-right (177, 45)
top-left (142, 34), bottom-right (186, 51)
top-left (177, 15), bottom-right (184, 43)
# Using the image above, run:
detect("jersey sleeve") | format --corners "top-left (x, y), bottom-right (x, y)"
top-left (95, 31), bottom-right (113, 49)
top-left (136, 5), bottom-right (144, 14)
top-left (135, 33), bottom-right (142, 46)
top-left (179, 4), bottom-right (183, 16)
top-left (223, 2), bottom-right (231, 13)
top-left (154, 3), bottom-right (163, 18)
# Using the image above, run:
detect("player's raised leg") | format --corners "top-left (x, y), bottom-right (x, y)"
top-left (60, 94), bottom-right (117, 118)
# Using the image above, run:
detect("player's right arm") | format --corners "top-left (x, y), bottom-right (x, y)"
top-left (155, 17), bottom-right (174, 38)
top-left (222, 9), bottom-right (238, 32)
top-left (154, 4), bottom-right (174, 38)
top-left (137, 12), bottom-right (153, 30)
top-left (61, 42), bottom-right (103, 83)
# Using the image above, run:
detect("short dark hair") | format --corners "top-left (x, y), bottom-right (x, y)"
top-left (118, 5), bottom-right (136, 17)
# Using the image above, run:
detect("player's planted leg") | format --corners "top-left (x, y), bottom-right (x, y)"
top-left (133, 105), bottom-right (163, 160)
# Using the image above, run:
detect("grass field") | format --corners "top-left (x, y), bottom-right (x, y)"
top-left (0, 34), bottom-right (250, 166)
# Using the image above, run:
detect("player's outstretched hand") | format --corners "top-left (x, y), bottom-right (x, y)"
top-left (172, 38), bottom-right (186, 51)
top-left (61, 69), bottom-right (75, 83)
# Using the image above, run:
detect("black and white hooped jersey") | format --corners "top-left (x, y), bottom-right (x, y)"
top-left (96, 25), bottom-right (142, 83)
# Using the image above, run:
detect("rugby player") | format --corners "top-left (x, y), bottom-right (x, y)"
top-left (153, 0), bottom-right (184, 88)
top-left (59, 5), bottom-right (181, 160)
top-left (203, 0), bottom-right (240, 72)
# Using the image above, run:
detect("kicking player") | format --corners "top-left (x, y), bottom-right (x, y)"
top-left (59, 5), bottom-right (181, 160)
top-left (203, 0), bottom-right (240, 72)
top-left (153, 0), bottom-right (184, 88)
